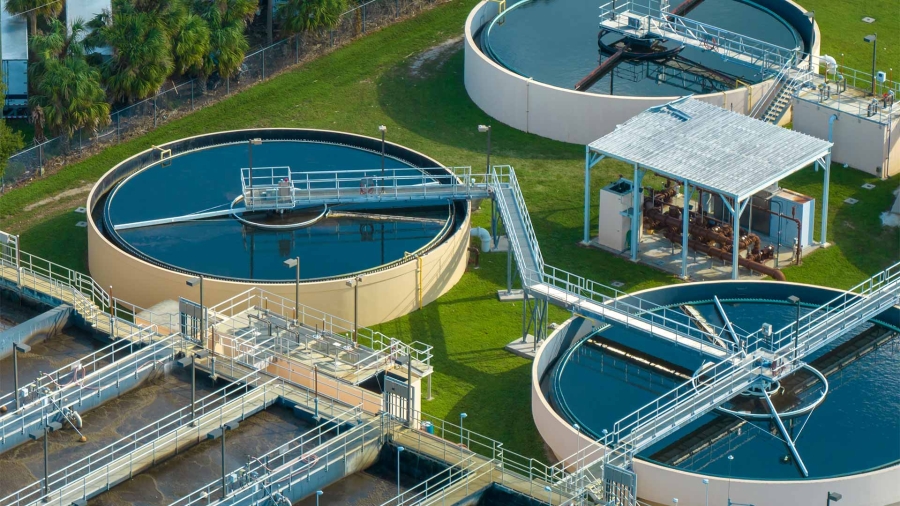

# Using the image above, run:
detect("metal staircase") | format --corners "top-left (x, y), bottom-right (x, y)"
top-left (484, 165), bottom-right (900, 505)
top-left (753, 66), bottom-right (816, 124)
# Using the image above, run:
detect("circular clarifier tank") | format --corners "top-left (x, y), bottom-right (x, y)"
top-left (87, 129), bottom-right (471, 324)
top-left (481, 0), bottom-right (803, 95)
top-left (543, 281), bottom-right (899, 482)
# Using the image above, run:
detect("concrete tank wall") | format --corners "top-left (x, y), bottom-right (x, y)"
top-left (531, 281), bottom-right (900, 506)
top-left (86, 129), bottom-right (472, 328)
top-left (0, 304), bottom-right (73, 360)
top-left (464, 0), bottom-right (810, 145)
top-left (792, 98), bottom-right (900, 178)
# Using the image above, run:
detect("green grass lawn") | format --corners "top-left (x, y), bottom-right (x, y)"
top-left (800, 0), bottom-right (898, 75)
top-left (1, 0), bottom-right (898, 460)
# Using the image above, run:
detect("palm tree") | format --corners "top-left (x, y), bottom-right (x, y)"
top-left (278, 0), bottom-right (348, 35)
top-left (169, 9), bottom-right (211, 75)
top-left (87, 8), bottom-right (173, 103)
top-left (28, 19), bottom-right (110, 138)
top-left (4, 0), bottom-right (65, 43)
top-left (0, 79), bottom-right (25, 185)
top-left (192, 0), bottom-right (257, 81)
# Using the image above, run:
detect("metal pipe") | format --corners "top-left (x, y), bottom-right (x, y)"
top-left (762, 386), bottom-right (809, 477)
top-left (664, 230), bottom-right (786, 280)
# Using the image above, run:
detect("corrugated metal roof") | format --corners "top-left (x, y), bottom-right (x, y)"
top-left (1, 0), bottom-right (28, 61)
top-left (588, 97), bottom-right (833, 200)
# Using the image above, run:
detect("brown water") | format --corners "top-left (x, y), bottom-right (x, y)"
top-left (89, 405), bottom-right (313, 506)
top-left (0, 367), bottom-right (222, 496)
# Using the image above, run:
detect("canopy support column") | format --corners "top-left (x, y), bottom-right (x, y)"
top-left (583, 149), bottom-right (604, 244)
top-left (721, 196), bottom-right (748, 279)
top-left (680, 180), bottom-right (694, 280)
top-left (818, 154), bottom-right (831, 246)
top-left (630, 164), bottom-right (645, 262)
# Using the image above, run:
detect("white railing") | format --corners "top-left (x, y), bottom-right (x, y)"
top-left (209, 287), bottom-right (433, 370)
top-left (0, 232), bottom-right (178, 334)
top-left (277, 166), bottom-right (492, 205)
top-left (487, 167), bottom-right (734, 354)
top-left (0, 334), bottom-right (133, 414)
top-left (0, 332), bottom-right (175, 446)
top-left (169, 404), bottom-right (367, 506)
top-left (747, 261), bottom-right (900, 356)
top-left (597, 0), bottom-right (798, 73)
top-left (0, 370), bottom-right (265, 506)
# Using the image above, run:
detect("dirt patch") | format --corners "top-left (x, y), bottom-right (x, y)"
top-left (23, 183), bottom-right (93, 212)
top-left (408, 36), bottom-right (463, 78)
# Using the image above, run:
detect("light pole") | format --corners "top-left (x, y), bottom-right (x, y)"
top-left (702, 478), bottom-right (709, 506)
top-left (804, 11), bottom-right (814, 70)
top-left (315, 490), bottom-right (323, 506)
top-left (544, 485), bottom-right (552, 505)
top-left (29, 421), bottom-right (62, 498)
top-left (345, 276), bottom-right (363, 346)
top-left (177, 349), bottom-right (210, 424)
top-left (247, 138), bottom-right (263, 198)
top-left (396, 446), bottom-right (405, 500)
top-left (186, 276), bottom-right (205, 348)
top-left (207, 421), bottom-right (240, 499)
top-left (827, 491), bottom-right (842, 506)
top-left (477, 125), bottom-right (491, 175)
top-left (727, 454), bottom-right (735, 503)
top-left (379, 125), bottom-right (387, 176)
top-left (284, 257), bottom-right (300, 322)
top-left (673, 499), bottom-right (678, 506)
top-left (13, 342), bottom-right (30, 411)
top-left (573, 423), bottom-right (581, 501)
top-left (788, 295), bottom-right (801, 360)
top-left (864, 34), bottom-right (877, 96)
top-left (459, 412), bottom-right (467, 446)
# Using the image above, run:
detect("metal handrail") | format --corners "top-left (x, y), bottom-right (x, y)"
top-left (0, 369), bottom-right (267, 506)
top-left (209, 287), bottom-right (433, 367)
top-left (168, 404), bottom-right (364, 506)
top-left (0, 333), bottom-right (176, 444)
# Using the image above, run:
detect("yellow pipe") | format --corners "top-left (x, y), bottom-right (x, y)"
top-left (417, 255), bottom-right (424, 309)
top-left (735, 79), bottom-right (753, 114)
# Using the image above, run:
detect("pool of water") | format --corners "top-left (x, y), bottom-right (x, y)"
top-left (550, 295), bottom-right (900, 480)
top-left (101, 141), bottom-right (455, 281)
top-left (482, 0), bottom-right (802, 96)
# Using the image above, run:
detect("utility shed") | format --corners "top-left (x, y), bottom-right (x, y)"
top-left (583, 97), bottom-right (834, 279)
top-left (1, 0), bottom-right (28, 117)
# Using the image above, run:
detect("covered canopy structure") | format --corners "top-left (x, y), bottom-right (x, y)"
top-left (583, 97), bottom-right (834, 279)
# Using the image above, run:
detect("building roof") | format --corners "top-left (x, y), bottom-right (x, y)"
top-left (587, 97), bottom-right (833, 200)
top-left (1, 0), bottom-right (28, 61)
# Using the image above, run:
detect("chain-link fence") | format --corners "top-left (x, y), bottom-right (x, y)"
top-left (1, 0), bottom-right (446, 192)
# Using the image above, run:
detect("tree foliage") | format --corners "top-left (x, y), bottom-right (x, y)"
top-left (28, 19), bottom-right (110, 137)
top-left (192, 0), bottom-right (257, 78)
top-left (4, 0), bottom-right (65, 40)
top-left (87, 6), bottom-right (173, 102)
top-left (278, 0), bottom-right (349, 35)
top-left (0, 79), bottom-right (25, 183)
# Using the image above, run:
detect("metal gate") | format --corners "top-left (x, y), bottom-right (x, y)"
top-left (603, 464), bottom-right (637, 506)
top-left (383, 376), bottom-right (414, 423)
top-left (179, 297), bottom-right (205, 344)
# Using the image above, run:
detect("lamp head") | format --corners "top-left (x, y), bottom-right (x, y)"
top-left (477, 124), bottom-right (490, 133)
top-left (249, 138), bottom-right (263, 145)
top-left (186, 277), bottom-right (201, 287)
top-left (804, 10), bottom-right (814, 19)
top-left (828, 492), bottom-right (842, 502)
top-left (13, 342), bottom-right (31, 353)
top-left (284, 258), bottom-right (299, 268)
top-left (397, 446), bottom-right (405, 452)
top-left (460, 412), bottom-right (467, 419)
top-left (787, 295), bottom-right (800, 304)
top-left (378, 125), bottom-right (387, 133)
top-left (544, 486), bottom-right (552, 492)
top-left (316, 491), bottom-right (323, 497)
top-left (864, 34), bottom-right (876, 44)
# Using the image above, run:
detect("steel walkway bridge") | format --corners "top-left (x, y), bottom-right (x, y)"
top-left (485, 169), bottom-right (900, 505)
top-left (597, 0), bottom-right (800, 74)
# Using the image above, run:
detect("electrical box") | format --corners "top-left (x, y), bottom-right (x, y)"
top-left (597, 178), bottom-right (633, 252)
top-left (769, 189), bottom-right (815, 249)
